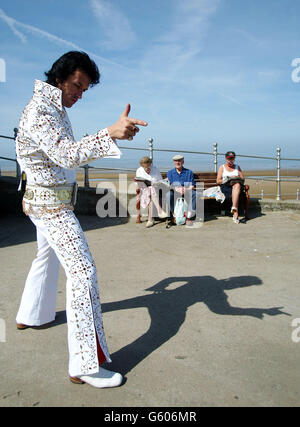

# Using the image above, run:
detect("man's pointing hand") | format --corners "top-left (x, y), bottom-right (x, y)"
top-left (107, 104), bottom-right (148, 141)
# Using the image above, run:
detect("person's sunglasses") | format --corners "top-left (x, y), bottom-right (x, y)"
top-left (226, 156), bottom-right (235, 160)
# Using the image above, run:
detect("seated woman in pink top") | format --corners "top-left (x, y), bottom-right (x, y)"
top-left (217, 151), bottom-right (245, 224)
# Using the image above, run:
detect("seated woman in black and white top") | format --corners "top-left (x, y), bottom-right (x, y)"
top-left (216, 151), bottom-right (245, 224)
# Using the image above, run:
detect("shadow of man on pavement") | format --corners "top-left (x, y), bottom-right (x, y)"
top-left (102, 275), bottom-right (289, 375)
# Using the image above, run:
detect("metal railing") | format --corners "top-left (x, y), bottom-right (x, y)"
top-left (258, 188), bottom-right (300, 200)
top-left (83, 139), bottom-right (300, 200)
top-left (1, 131), bottom-right (300, 200)
top-left (0, 129), bottom-right (20, 180)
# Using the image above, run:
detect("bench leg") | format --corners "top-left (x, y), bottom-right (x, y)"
top-left (136, 189), bottom-right (142, 223)
top-left (244, 189), bottom-right (250, 220)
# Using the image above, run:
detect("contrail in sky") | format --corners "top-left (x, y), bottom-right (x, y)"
top-left (0, 7), bottom-right (127, 69)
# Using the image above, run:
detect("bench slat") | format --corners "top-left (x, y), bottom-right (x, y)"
top-left (161, 171), bottom-right (218, 188)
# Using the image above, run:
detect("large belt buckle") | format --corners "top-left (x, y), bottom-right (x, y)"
top-left (57, 189), bottom-right (72, 202)
top-left (24, 188), bottom-right (34, 200)
top-left (71, 183), bottom-right (78, 206)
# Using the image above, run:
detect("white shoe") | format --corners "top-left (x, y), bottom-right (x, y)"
top-left (146, 219), bottom-right (154, 228)
top-left (158, 211), bottom-right (168, 219)
top-left (232, 216), bottom-right (239, 224)
top-left (70, 367), bottom-right (123, 388)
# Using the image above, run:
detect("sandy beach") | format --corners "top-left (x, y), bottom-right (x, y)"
top-left (75, 168), bottom-right (300, 200)
top-left (2, 168), bottom-right (300, 200)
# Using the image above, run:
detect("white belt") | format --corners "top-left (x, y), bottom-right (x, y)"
top-left (23, 183), bottom-right (78, 207)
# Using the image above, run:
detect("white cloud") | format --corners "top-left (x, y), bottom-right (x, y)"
top-left (89, 0), bottom-right (136, 51)
top-left (139, 0), bottom-right (221, 78)
top-left (166, 0), bottom-right (220, 48)
top-left (258, 70), bottom-right (282, 80)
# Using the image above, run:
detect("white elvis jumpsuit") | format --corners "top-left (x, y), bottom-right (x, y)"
top-left (15, 80), bottom-right (121, 377)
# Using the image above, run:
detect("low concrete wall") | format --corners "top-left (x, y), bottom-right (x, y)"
top-left (74, 187), bottom-right (100, 215)
top-left (0, 176), bottom-right (22, 215)
top-left (1, 177), bottom-right (300, 217)
top-left (73, 192), bottom-right (300, 217)
top-left (250, 197), bottom-right (300, 213)
top-left (0, 181), bottom-right (132, 217)
top-left (74, 187), bottom-right (136, 216)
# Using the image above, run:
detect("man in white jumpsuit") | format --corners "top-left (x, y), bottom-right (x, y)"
top-left (15, 51), bottom-right (147, 388)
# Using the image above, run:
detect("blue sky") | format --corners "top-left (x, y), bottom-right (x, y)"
top-left (1, 0), bottom-right (300, 170)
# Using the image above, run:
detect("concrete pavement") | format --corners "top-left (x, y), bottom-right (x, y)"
top-left (0, 209), bottom-right (300, 407)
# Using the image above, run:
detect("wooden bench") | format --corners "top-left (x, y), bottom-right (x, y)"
top-left (135, 171), bottom-right (250, 223)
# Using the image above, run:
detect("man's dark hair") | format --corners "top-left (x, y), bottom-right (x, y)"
top-left (44, 51), bottom-right (100, 87)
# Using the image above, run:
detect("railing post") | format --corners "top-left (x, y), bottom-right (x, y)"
top-left (276, 147), bottom-right (281, 201)
top-left (213, 142), bottom-right (218, 172)
top-left (13, 127), bottom-right (21, 180)
top-left (149, 138), bottom-right (153, 162)
top-left (83, 133), bottom-right (90, 188)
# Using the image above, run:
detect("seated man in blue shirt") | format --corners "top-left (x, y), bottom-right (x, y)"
top-left (167, 154), bottom-right (196, 224)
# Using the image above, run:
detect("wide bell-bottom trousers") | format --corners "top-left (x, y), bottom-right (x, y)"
top-left (16, 208), bottom-right (111, 377)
